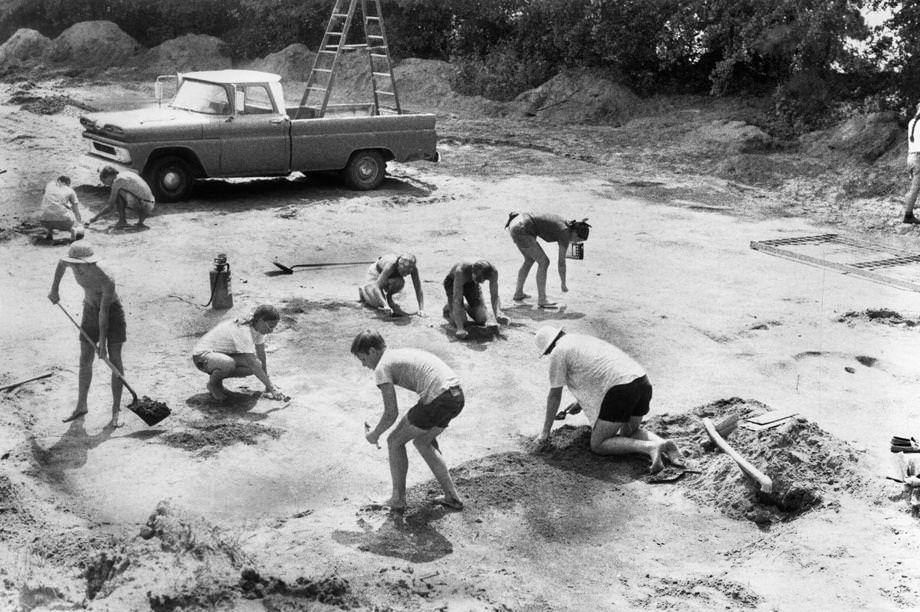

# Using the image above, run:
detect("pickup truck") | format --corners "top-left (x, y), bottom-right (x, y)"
top-left (79, 69), bottom-right (439, 202)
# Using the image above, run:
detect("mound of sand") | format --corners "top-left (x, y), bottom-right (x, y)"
top-left (695, 119), bottom-right (772, 152)
top-left (132, 34), bottom-right (232, 77)
top-left (510, 69), bottom-right (641, 124)
top-left (823, 111), bottom-right (901, 162)
top-left (245, 43), bottom-right (314, 82)
top-left (393, 58), bottom-right (455, 105)
top-left (48, 20), bottom-right (139, 68)
top-left (0, 28), bottom-right (52, 71)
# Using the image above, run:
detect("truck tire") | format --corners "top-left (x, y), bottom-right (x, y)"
top-left (343, 150), bottom-right (386, 190)
top-left (145, 156), bottom-right (193, 202)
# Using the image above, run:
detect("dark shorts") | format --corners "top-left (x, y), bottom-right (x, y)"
top-left (407, 387), bottom-right (465, 429)
top-left (443, 275), bottom-right (484, 309)
top-left (80, 300), bottom-right (127, 345)
top-left (598, 375), bottom-right (652, 423)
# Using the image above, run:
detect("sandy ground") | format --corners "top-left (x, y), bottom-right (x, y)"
top-left (1, 79), bottom-right (920, 611)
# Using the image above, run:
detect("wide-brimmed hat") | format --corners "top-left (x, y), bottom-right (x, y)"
top-left (61, 240), bottom-right (99, 264)
top-left (535, 325), bottom-right (565, 356)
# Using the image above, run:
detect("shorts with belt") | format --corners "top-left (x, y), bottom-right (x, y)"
top-left (80, 300), bottom-right (127, 345)
top-left (407, 386), bottom-right (464, 429)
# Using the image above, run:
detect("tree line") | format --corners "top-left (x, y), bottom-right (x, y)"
top-left (3, 0), bottom-right (916, 135)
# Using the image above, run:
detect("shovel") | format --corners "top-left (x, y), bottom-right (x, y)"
top-left (56, 303), bottom-right (171, 426)
top-left (272, 260), bottom-right (374, 274)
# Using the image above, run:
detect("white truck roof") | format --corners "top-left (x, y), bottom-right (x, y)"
top-left (179, 69), bottom-right (282, 84)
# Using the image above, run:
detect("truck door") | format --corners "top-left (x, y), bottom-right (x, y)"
top-left (218, 83), bottom-right (290, 176)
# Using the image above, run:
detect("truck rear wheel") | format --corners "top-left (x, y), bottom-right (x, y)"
top-left (146, 156), bottom-right (193, 202)
top-left (343, 150), bottom-right (386, 190)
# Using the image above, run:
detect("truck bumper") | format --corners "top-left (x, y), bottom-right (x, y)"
top-left (82, 132), bottom-right (134, 166)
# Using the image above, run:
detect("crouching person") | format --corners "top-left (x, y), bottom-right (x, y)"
top-left (192, 304), bottom-right (285, 402)
top-left (534, 325), bottom-right (684, 473)
top-left (351, 330), bottom-right (464, 511)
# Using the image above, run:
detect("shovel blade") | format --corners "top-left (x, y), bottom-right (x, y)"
top-left (272, 262), bottom-right (294, 274)
top-left (128, 396), bottom-right (171, 426)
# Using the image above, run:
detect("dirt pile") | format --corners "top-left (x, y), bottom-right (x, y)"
top-left (814, 111), bottom-right (902, 162)
top-left (245, 43), bottom-right (314, 82)
top-left (510, 69), bottom-right (641, 124)
top-left (131, 34), bottom-right (232, 77)
top-left (657, 397), bottom-right (872, 524)
top-left (160, 419), bottom-right (283, 455)
top-left (837, 308), bottom-right (920, 328)
top-left (5, 80), bottom-right (97, 115)
top-left (48, 20), bottom-right (139, 69)
top-left (0, 28), bottom-right (52, 72)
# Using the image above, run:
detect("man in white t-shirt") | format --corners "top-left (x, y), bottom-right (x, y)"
top-left (352, 330), bottom-right (465, 511)
top-left (39, 175), bottom-right (84, 241)
top-left (534, 325), bottom-right (684, 473)
top-left (904, 102), bottom-right (920, 224)
top-left (192, 304), bottom-right (285, 402)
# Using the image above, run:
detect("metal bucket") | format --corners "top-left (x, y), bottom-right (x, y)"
top-left (566, 242), bottom-right (584, 260)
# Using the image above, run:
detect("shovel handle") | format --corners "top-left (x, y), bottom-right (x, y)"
top-left (56, 303), bottom-right (138, 401)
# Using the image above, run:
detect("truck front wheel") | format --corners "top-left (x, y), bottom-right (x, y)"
top-left (146, 156), bottom-right (193, 202)
top-left (343, 150), bottom-right (386, 190)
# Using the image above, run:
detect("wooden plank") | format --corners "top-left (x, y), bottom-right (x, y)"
top-left (745, 408), bottom-right (799, 426)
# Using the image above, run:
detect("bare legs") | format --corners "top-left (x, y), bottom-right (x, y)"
top-left (590, 418), bottom-right (685, 473)
top-left (383, 417), bottom-right (462, 510)
top-left (64, 339), bottom-right (125, 428)
top-left (513, 240), bottom-right (553, 306)
top-left (204, 353), bottom-right (253, 401)
top-left (904, 154), bottom-right (920, 224)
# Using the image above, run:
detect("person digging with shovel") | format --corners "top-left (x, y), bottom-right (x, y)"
top-left (191, 304), bottom-right (287, 403)
top-left (47, 240), bottom-right (127, 427)
top-left (533, 325), bottom-right (685, 474)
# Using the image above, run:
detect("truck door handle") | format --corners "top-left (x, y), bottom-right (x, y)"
top-left (270, 118), bottom-right (286, 124)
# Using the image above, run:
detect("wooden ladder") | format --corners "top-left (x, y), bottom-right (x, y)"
top-left (296, 0), bottom-right (402, 119)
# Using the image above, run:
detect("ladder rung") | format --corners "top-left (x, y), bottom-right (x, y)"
top-left (366, 16), bottom-right (380, 21)
top-left (375, 90), bottom-right (395, 96)
top-left (370, 53), bottom-right (389, 58)
top-left (319, 50), bottom-right (337, 54)
top-left (332, 12), bottom-right (348, 18)
top-left (307, 86), bottom-right (328, 92)
top-left (372, 72), bottom-right (392, 77)
top-left (314, 68), bottom-right (333, 73)
top-left (368, 35), bottom-right (384, 39)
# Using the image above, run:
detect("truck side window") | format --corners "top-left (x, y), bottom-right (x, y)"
top-left (240, 85), bottom-right (275, 115)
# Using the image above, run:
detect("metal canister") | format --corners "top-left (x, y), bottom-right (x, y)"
top-left (210, 253), bottom-right (233, 310)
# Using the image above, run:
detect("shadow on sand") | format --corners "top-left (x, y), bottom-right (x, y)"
top-left (30, 419), bottom-right (116, 480)
top-left (332, 504), bottom-right (454, 563)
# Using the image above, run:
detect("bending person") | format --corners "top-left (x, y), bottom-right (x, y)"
top-left (506, 212), bottom-right (590, 307)
top-left (442, 259), bottom-right (508, 339)
top-left (358, 253), bottom-right (425, 317)
top-left (191, 304), bottom-right (285, 402)
top-left (87, 166), bottom-right (156, 229)
top-left (352, 330), bottom-right (465, 511)
top-left (533, 325), bottom-right (684, 473)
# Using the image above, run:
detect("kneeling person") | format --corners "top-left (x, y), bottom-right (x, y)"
top-left (534, 325), bottom-right (684, 473)
top-left (358, 253), bottom-right (425, 317)
top-left (192, 304), bottom-right (285, 402)
top-left (442, 259), bottom-right (508, 339)
top-left (352, 330), bottom-right (464, 511)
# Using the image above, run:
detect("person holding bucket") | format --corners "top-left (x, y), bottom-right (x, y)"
top-left (47, 240), bottom-right (127, 427)
top-left (358, 253), bottom-right (425, 317)
top-left (505, 212), bottom-right (590, 309)
top-left (191, 304), bottom-right (286, 402)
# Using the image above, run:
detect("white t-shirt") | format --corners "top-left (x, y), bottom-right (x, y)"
top-left (40, 180), bottom-right (79, 223)
top-left (193, 318), bottom-right (264, 355)
top-left (547, 334), bottom-right (646, 424)
top-left (375, 348), bottom-right (460, 404)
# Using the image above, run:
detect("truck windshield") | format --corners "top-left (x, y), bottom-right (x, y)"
top-left (171, 80), bottom-right (231, 115)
